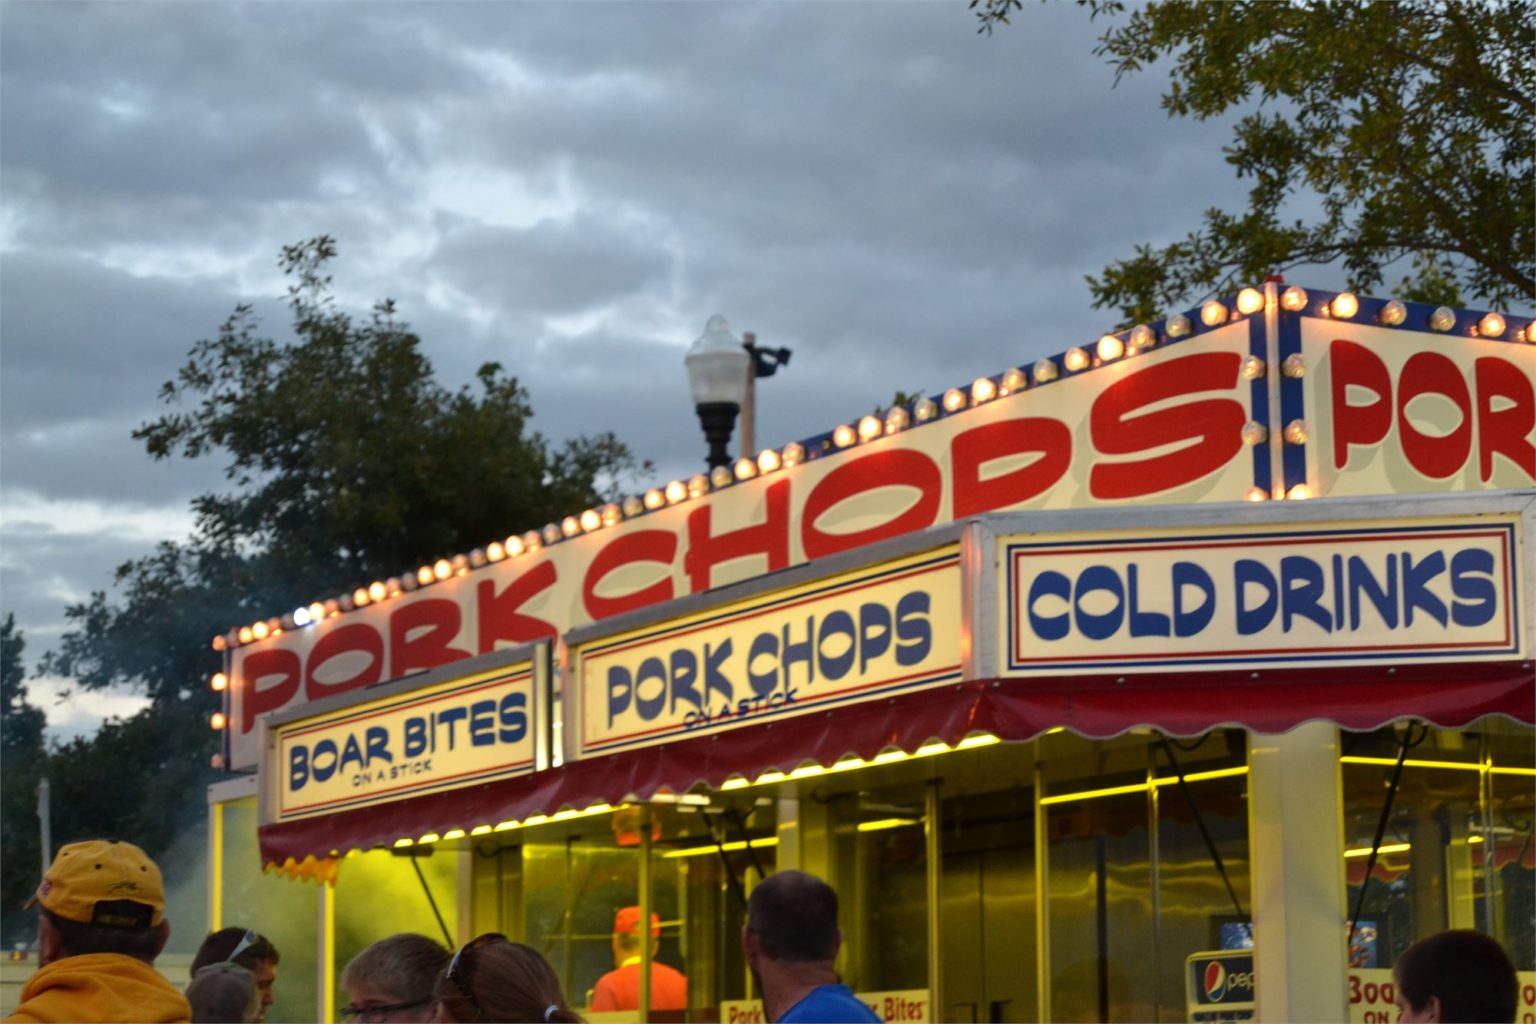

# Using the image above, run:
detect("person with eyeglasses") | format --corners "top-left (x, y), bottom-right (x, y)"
top-left (433, 934), bottom-right (582, 1023)
top-left (339, 933), bottom-right (450, 1023)
top-left (189, 928), bottom-right (279, 1022)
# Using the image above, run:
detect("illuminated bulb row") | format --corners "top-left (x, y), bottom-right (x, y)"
top-left (389, 802), bottom-right (618, 847)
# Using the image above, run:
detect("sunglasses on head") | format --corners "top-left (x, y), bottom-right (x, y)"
top-left (445, 933), bottom-right (509, 1020)
top-left (222, 929), bottom-right (259, 965)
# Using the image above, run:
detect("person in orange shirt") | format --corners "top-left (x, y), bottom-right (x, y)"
top-left (6, 839), bottom-right (190, 1024)
top-left (588, 907), bottom-right (687, 1012)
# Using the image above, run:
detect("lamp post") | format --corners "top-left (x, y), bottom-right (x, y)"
top-left (685, 315), bottom-right (792, 471)
top-left (686, 315), bottom-right (751, 471)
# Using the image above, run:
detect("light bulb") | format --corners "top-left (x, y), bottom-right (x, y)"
top-left (1479, 312), bottom-right (1506, 338)
top-left (1201, 300), bottom-right (1228, 326)
top-left (1330, 292), bottom-right (1359, 319)
top-left (834, 424), bottom-right (857, 447)
top-left (1429, 306), bottom-right (1456, 332)
top-left (1380, 300), bottom-right (1407, 326)
top-left (971, 377), bottom-right (997, 403)
top-left (1096, 335), bottom-right (1124, 361)
top-left (1166, 313), bottom-right (1192, 338)
top-left (942, 388), bottom-right (967, 413)
top-left (1064, 347), bottom-right (1090, 372)
top-left (1281, 286), bottom-right (1308, 312)
top-left (1236, 288), bottom-right (1264, 314)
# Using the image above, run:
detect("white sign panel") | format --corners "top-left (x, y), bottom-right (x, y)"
top-left (271, 657), bottom-right (540, 821)
top-left (1347, 968), bottom-right (1536, 1024)
top-left (228, 326), bottom-right (1259, 767)
top-left (1003, 516), bottom-right (1524, 674)
top-left (1300, 320), bottom-right (1536, 497)
top-left (575, 548), bottom-right (962, 756)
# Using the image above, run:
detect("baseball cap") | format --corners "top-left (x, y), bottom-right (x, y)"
top-left (24, 840), bottom-right (165, 929)
top-left (613, 906), bottom-right (661, 939)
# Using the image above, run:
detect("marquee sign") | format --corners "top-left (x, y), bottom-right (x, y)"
top-left (265, 646), bottom-right (546, 822)
top-left (224, 289), bottom-right (1533, 770)
top-left (572, 546), bottom-right (962, 756)
top-left (1002, 515), bottom-right (1524, 674)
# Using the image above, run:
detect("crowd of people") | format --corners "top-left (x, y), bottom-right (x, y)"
top-left (4, 837), bottom-right (1523, 1023)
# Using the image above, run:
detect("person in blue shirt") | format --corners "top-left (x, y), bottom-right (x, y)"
top-left (741, 870), bottom-right (881, 1024)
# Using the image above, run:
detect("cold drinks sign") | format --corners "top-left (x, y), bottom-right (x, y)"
top-left (1002, 516), bottom-right (1523, 673)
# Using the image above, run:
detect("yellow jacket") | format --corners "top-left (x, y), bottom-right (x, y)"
top-left (5, 953), bottom-right (191, 1023)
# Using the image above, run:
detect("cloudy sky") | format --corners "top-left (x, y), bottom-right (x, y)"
top-left (0, 0), bottom-right (1281, 738)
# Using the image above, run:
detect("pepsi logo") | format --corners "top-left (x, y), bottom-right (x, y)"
top-left (1204, 961), bottom-right (1227, 1000)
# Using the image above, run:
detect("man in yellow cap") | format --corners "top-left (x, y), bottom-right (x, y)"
top-left (6, 839), bottom-right (190, 1023)
top-left (589, 906), bottom-right (688, 1012)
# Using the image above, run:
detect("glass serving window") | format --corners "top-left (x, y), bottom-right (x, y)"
top-left (1341, 720), bottom-right (1536, 970)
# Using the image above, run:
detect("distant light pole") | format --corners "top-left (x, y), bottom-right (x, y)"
top-left (685, 315), bottom-right (791, 471)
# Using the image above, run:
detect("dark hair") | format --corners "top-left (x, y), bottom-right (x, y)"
top-left (342, 933), bottom-right (450, 1007)
top-left (1394, 930), bottom-right (1518, 1023)
top-left (746, 870), bottom-right (840, 962)
top-left (187, 963), bottom-right (260, 1023)
top-left (191, 926), bottom-right (281, 975)
top-left (435, 939), bottom-right (583, 1023)
top-left (43, 908), bottom-right (163, 963)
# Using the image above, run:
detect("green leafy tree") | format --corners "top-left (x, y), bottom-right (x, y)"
top-left (35, 238), bottom-right (649, 898)
top-left (1, 614), bottom-right (47, 946)
top-left (974, 0), bottom-right (1535, 322)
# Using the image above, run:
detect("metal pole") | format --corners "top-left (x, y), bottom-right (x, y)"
top-left (925, 780), bottom-right (943, 1023)
top-left (1034, 754), bottom-right (1051, 1024)
top-left (640, 804), bottom-right (653, 1024)
top-left (740, 333), bottom-right (757, 459)
top-left (37, 778), bottom-right (50, 883)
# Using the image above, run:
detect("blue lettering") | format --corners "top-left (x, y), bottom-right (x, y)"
top-left (468, 699), bottom-right (496, 746)
top-left (635, 656), bottom-right (667, 721)
top-left (1403, 551), bottom-right (1449, 627)
top-left (747, 632), bottom-right (777, 699)
top-left (705, 639), bottom-right (734, 705)
top-left (1234, 559), bottom-right (1277, 635)
top-left (1449, 548), bottom-right (1496, 627)
top-left (781, 617), bottom-right (816, 689)
top-left (1127, 564), bottom-right (1170, 637)
top-left (1281, 556), bottom-right (1332, 633)
top-left (607, 666), bottom-right (632, 727)
top-left (404, 716), bottom-right (428, 757)
top-left (498, 692), bottom-right (528, 742)
top-left (288, 745), bottom-right (308, 791)
top-left (338, 733), bottom-right (366, 775)
top-left (817, 609), bottom-right (857, 681)
top-left (1028, 571), bottom-right (1071, 641)
top-left (436, 707), bottom-right (467, 750)
top-left (858, 602), bottom-right (892, 671)
top-left (1347, 554), bottom-right (1398, 630)
top-left (311, 738), bottom-right (338, 783)
top-left (895, 591), bottom-right (932, 665)
top-left (1074, 565), bottom-right (1125, 641)
top-left (1172, 562), bottom-right (1216, 637)
top-left (669, 648), bottom-right (700, 715)
top-left (365, 726), bottom-right (392, 765)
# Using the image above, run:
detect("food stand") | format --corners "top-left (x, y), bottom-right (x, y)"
top-left (207, 283), bottom-right (1534, 1022)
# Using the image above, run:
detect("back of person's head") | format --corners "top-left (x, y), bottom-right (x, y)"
top-left (1394, 929), bottom-right (1518, 1023)
top-left (341, 933), bottom-right (450, 1015)
top-left (187, 962), bottom-right (260, 1023)
top-left (435, 936), bottom-right (583, 1023)
top-left (28, 839), bottom-right (169, 963)
top-left (611, 907), bottom-right (660, 958)
top-left (191, 926), bottom-right (280, 975)
top-left (746, 870), bottom-right (840, 963)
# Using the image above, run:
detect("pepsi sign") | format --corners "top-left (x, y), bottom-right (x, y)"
top-left (1187, 951), bottom-right (1255, 1021)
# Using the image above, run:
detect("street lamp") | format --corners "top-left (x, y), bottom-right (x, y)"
top-left (686, 315), bottom-right (751, 471)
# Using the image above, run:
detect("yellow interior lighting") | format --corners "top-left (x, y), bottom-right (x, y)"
top-left (470, 825), bottom-right (492, 836)
top-left (830, 756), bottom-right (867, 772)
top-left (661, 837), bottom-right (779, 860)
top-left (417, 833), bottom-right (440, 844)
top-left (957, 733), bottom-right (1001, 749)
top-left (1344, 842), bottom-right (1411, 858)
top-left (756, 770), bottom-right (787, 785)
top-left (721, 776), bottom-right (749, 791)
top-left (1341, 756), bottom-right (1534, 776)
top-left (1042, 766), bottom-right (1250, 806)
top-left (857, 817), bottom-right (920, 833)
top-left (393, 838), bottom-right (413, 848)
top-left (914, 741), bottom-right (951, 757)
top-left (441, 829), bottom-right (466, 840)
top-left (789, 763), bottom-right (827, 779)
top-left (493, 820), bottom-right (518, 831)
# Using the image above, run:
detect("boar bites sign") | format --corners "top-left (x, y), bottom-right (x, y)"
top-left (574, 547), bottom-right (963, 756)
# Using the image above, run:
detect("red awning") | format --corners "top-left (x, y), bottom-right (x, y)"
top-left (257, 658), bottom-right (1534, 868)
